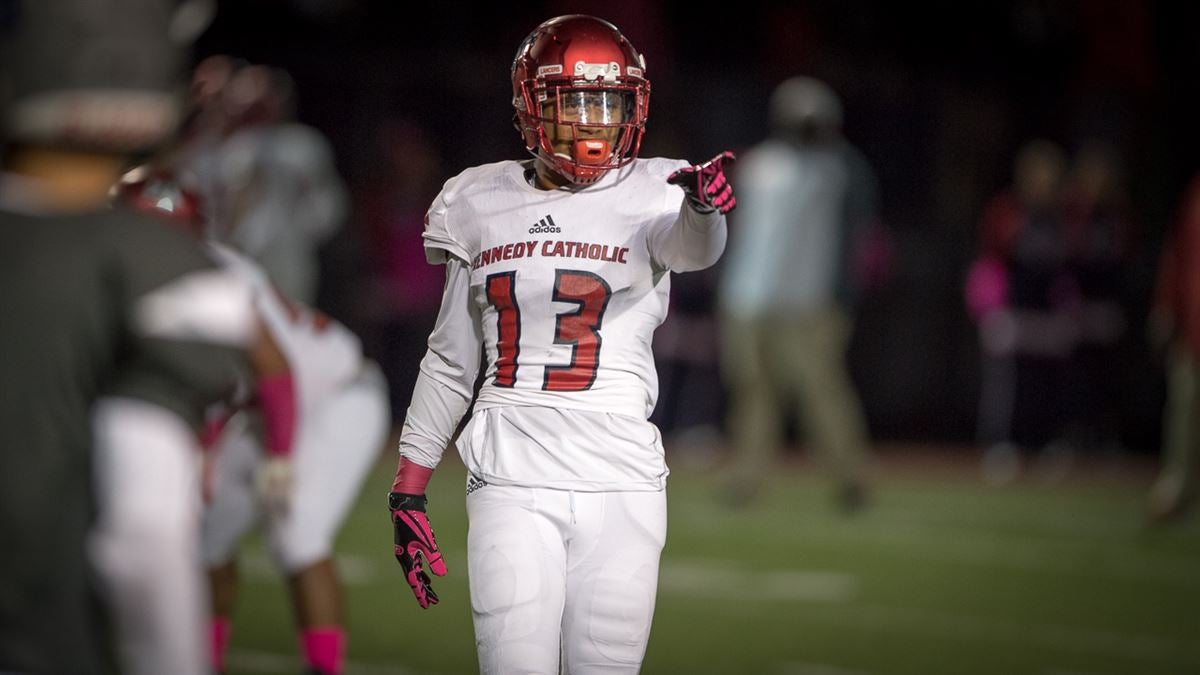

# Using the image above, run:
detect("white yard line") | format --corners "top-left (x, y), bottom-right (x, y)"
top-left (860, 525), bottom-right (1200, 589)
top-left (240, 550), bottom-right (859, 603)
top-left (805, 603), bottom-right (1199, 670)
top-left (774, 662), bottom-right (871, 675)
top-left (234, 552), bottom-right (1196, 670)
top-left (656, 561), bottom-right (1196, 668)
top-left (672, 505), bottom-right (1200, 589)
top-left (659, 560), bottom-right (858, 602)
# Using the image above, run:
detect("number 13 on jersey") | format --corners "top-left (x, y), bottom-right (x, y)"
top-left (485, 269), bottom-right (613, 392)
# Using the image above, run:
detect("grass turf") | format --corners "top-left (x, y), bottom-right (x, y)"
top-left (223, 449), bottom-right (1200, 675)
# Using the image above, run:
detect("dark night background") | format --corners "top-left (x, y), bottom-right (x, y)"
top-left (195, 0), bottom-right (1200, 452)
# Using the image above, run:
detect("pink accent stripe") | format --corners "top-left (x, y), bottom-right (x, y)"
top-left (198, 411), bottom-right (231, 450)
top-left (300, 626), bottom-right (346, 675)
top-left (258, 372), bottom-right (297, 457)
top-left (210, 617), bottom-right (232, 672)
top-left (391, 456), bottom-right (434, 494)
top-left (396, 511), bottom-right (435, 549)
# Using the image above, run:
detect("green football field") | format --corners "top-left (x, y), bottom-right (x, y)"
top-left (223, 448), bottom-right (1200, 675)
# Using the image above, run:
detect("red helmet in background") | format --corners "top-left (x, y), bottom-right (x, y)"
top-left (511, 15), bottom-right (650, 185)
top-left (113, 166), bottom-right (206, 237)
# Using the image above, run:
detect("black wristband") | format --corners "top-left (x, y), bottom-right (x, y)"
top-left (388, 491), bottom-right (428, 512)
top-left (685, 196), bottom-right (717, 214)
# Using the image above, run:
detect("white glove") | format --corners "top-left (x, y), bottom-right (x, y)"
top-left (255, 456), bottom-right (293, 519)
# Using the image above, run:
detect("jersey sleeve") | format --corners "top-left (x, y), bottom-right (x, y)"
top-left (397, 257), bottom-right (482, 468)
top-left (422, 174), bottom-right (472, 265)
top-left (209, 241), bottom-right (362, 407)
top-left (647, 159), bottom-right (728, 273)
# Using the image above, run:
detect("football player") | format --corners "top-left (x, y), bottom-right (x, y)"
top-left (174, 59), bottom-right (349, 305)
top-left (0, 2), bottom-right (247, 673)
top-left (387, 14), bottom-right (736, 673)
top-left (199, 245), bottom-right (387, 675)
top-left (90, 173), bottom-right (256, 675)
top-left (118, 173), bottom-right (389, 675)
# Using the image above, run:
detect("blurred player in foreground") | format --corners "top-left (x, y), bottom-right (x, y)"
top-left (386, 14), bottom-right (735, 673)
top-left (0, 1), bottom-right (246, 673)
top-left (95, 171), bottom-right (251, 675)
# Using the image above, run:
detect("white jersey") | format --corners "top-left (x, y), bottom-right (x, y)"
top-left (399, 158), bottom-right (726, 490)
top-left (202, 243), bottom-right (386, 574)
top-left (207, 241), bottom-right (363, 411)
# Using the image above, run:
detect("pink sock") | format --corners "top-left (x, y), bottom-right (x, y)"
top-left (300, 626), bottom-right (346, 675)
top-left (210, 617), bottom-right (232, 672)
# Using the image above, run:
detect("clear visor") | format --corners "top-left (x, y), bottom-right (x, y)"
top-left (541, 89), bottom-right (634, 125)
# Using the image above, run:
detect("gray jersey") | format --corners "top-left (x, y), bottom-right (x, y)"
top-left (0, 202), bottom-right (252, 674)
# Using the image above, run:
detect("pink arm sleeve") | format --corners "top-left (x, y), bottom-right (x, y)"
top-left (258, 372), bottom-right (297, 457)
top-left (391, 456), bottom-right (435, 495)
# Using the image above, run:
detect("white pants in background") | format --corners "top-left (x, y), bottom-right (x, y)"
top-left (202, 366), bottom-right (387, 572)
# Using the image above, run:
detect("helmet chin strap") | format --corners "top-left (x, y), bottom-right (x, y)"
top-left (531, 154), bottom-right (578, 189)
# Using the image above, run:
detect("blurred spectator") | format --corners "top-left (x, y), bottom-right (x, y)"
top-left (357, 117), bottom-right (445, 423)
top-left (717, 76), bottom-right (879, 511)
top-left (1146, 174), bottom-right (1200, 523)
top-left (1060, 140), bottom-right (1134, 454)
top-left (0, 2), bottom-right (251, 673)
top-left (178, 58), bottom-right (349, 304)
top-left (968, 139), bottom-right (1078, 484)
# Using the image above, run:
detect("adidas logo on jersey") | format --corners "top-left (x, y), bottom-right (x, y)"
top-left (466, 474), bottom-right (489, 496)
top-left (528, 215), bottom-right (561, 234)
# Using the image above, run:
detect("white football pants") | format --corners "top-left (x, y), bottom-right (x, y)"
top-left (466, 484), bottom-right (666, 674)
top-left (90, 397), bottom-right (211, 675)
top-left (202, 365), bottom-right (387, 572)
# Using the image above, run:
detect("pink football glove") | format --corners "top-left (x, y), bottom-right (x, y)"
top-left (667, 151), bottom-right (737, 214)
top-left (389, 492), bottom-right (447, 608)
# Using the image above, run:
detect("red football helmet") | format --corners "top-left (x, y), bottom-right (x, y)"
top-left (512, 15), bottom-right (650, 185)
top-left (113, 166), bottom-right (206, 237)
